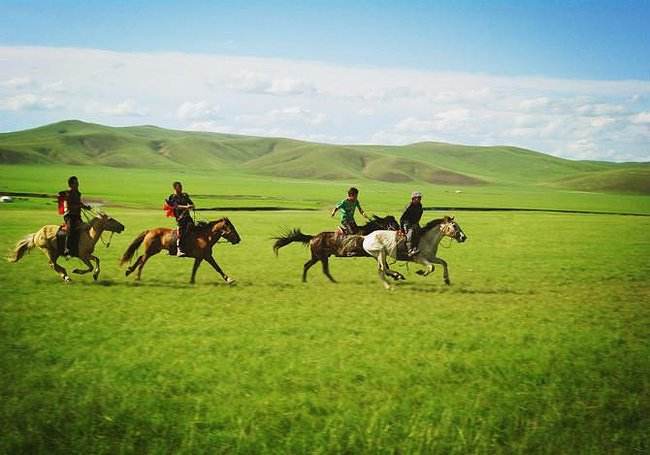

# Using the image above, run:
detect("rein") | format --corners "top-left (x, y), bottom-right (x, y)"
top-left (82, 207), bottom-right (115, 248)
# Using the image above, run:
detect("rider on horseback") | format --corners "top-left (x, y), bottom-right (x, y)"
top-left (331, 187), bottom-right (369, 235)
top-left (59, 176), bottom-right (91, 257)
top-left (400, 191), bottom-right (423, 257)
top-left (166, 181), bottom-right (194, 257)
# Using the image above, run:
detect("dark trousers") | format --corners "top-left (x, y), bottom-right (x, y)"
top-left (177, 218), bottom-right (194, 251)
top-left (340, 219), bottom-right (358, 235)
top-left (64, 214), bottom-right (82, 253)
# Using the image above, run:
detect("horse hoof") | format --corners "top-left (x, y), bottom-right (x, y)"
top-left (93, 274), bottom-right (99, 281)
top-left (226, 277), bottom-right (236, 285)
top-left (64, 276), bottom-right (71, 283)
top-left (444, 279), bottom-right (451, 285)
top-left (416, 270), bottom-right (425, 276)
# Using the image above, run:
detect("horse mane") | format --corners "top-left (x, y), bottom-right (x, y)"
top-left (420, 218), bottom-right (446, 234)
top-left (196, 217), bottom-right (229, 232)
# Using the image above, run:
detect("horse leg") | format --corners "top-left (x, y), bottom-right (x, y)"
top-left (205, 254), bottom-right (235, 284)
top-left (190, 257), bottom-right (203, 284)
top-left (414, 257), bottom-right (435, 277)
top-left (125, 255), bottom-right (143, 277)
top-left (49, 252), bottom-right (71, 282)
top-left (321, 256), bottom-right (337, 283)
top-left (430, 257), bottom-right (450, 285)
top-left (302, 256), bottom-right (319, 283)
top-left (72, 257), bottom-right (94, 275)
top-left (90, 254), bottom-right (100, 281)
top-left (136, 248), bottom-right (159, 281)
top-left (377, 251), bottom-right (392, 290)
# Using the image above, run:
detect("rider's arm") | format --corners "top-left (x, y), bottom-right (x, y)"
top-left (357, 201), bottom-right (370, 219)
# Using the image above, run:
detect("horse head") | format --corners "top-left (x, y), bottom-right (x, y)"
top-left (91, 212), bottom-right (125, 234)
top-left (441, 216), bottom-right (467, 243)
top-left (213, 217), bottom-right (241, 244)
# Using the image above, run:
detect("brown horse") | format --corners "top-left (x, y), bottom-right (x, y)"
top-left (120, 218), bottom-right (240, 284)
top-left (8, 212), bottom-right (125, 282)
top-left (273, 215), bottom-right (399, 283)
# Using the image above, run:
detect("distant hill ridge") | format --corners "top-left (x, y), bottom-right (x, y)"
top-left (1, 120), bottom-right (648, 194)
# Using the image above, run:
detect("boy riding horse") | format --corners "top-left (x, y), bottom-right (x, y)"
top-left (400, 191), bottom-right (424, 257)
top-left (331, 187), bottom-right (370, 235)
top-left (59, 176), bottom-right (91, 257)
top-left (165, 181), bottom-right (195, 257)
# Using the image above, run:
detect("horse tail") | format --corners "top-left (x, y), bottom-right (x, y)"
top-left (273, 229), bottom-right (313, 256)
top-left (120, 230), bottom-right (147, 266)
top-left (8, 233), bottom-right (36, 263)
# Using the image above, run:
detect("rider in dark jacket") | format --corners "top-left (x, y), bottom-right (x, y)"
top-left (60, 176), bottom-right (91, 256)
top-left (400, 191), bottom-right (423, 257)
top-left (166, 181), bottom-right (195, 256)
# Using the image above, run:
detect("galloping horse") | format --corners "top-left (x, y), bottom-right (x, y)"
top-left (363, 216), bottom-right (467, 289)
top-left (8, 212), bottom-right (125, 282)
top-left (273, 215), bottom-right (400, 282)
top-left (120, 218), bottom-right (240, 284)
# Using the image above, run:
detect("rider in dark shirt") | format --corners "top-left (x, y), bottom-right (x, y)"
top-left (400, 191), bottom-right (424, 257)
top-left (60, 176), bottom-right (91, 256)
top-left (166, 181), bottom-right (195, 256)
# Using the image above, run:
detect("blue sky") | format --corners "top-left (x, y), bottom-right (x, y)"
top-left (1, 1), bottom-right (649, 160)
top-left (2, 0), bottom-right (649, 79)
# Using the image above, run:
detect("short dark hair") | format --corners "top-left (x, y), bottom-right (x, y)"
top-left (68, 176), bottom-right (78, 186)
top-left (348, 187), bottom-right (359, 196)
top-left (173, 181), bottom-right (182, 188)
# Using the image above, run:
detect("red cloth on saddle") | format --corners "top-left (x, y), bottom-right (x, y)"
top-left (163, 201), bottom-right (175, 218)
top-left (57, 193), bottom-right (65, 215)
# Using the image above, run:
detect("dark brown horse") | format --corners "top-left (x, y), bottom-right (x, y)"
top-left (273, 215), bottom-right (399, 283)
top-left (120, 218), bottom-right (240, 284)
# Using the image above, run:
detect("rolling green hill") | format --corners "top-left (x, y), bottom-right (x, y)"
top-left (1, 120), bottom-right (647, 193)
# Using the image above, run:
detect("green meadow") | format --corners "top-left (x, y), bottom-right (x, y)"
top-left (1, 122), bottom-right (649, 453)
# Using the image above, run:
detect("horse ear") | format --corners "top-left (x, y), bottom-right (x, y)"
top-left (450, 216), bottom-right (455, 221)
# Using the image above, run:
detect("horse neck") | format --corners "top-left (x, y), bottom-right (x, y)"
top-left (360, 220), bottom-right (381, 234)
top-left (419, 225), bottom-right (444, 254)
top-left (208, 220), bottom-right (225, 244)
top-left (87, 219), bottom-right (105, 245)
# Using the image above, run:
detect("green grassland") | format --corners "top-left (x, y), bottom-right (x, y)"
top-left (1, 122), bottom-right (649, 453)
top-left (1, 120), bottom-right (649, 194)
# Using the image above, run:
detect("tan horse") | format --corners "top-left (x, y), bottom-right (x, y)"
top-left (120, 218), bottom-right (241, 284)
top-left (8, 213), bottom-right (125, 282)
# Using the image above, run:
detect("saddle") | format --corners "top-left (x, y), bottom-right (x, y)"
top-left (56, 224), bottom-right (79, 257)
top-left (335, 234), bottom-right (367, 257)
top-left (395, 231), bottom-right (410, 261)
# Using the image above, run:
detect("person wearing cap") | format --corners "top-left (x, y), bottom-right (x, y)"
top-left (400, 191), bottom-right (424, 257)
top-left (331, 187), bottom-right (370, 235)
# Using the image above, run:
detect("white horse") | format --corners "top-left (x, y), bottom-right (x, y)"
top-left (363, 216), bottom-right (467, 289)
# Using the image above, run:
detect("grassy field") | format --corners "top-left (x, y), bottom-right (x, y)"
top-left (1, 162), bottom-right (649, 453)
top-left (2, 120), bottom-right (649, 194)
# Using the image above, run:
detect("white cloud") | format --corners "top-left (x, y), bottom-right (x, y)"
top-left (227, 71), bottom-right (316, 96)
top-left (0, 93), bottom-right (59, 111)
top-left (87, 99), bottom-right (148, 116)
top-left (0, 45), bottom-right (649, 161)
top-left (631, 112), bottom-right (650, 124)
top-left (177, 101), bottom-right (220, 120)
top-left (0, 76), bottom-right (33, 89)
